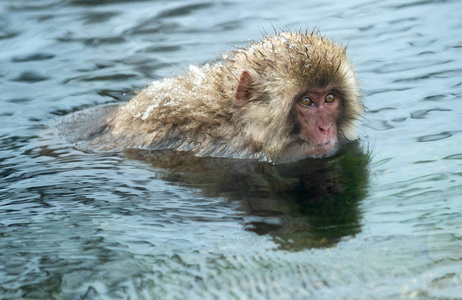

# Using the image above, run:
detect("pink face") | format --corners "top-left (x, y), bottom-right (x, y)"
top-left (294, 87), bottom-right (341, 157)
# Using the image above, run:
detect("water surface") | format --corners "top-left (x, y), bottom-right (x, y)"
top-left (1, 0), bottom-right (461, 299)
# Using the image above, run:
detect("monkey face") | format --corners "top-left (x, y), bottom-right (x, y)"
top-left (296, 86), bottom-right (340, 145)
top-left (276, 86), bottom-right (341, 162)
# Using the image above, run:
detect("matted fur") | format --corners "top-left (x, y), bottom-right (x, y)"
top-left (98, 31), bottom-right (363, 162)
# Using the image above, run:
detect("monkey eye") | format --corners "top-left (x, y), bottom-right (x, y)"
top-left (300, 97), bottom-right (314, 107)
top-left (325, 93), bottom-right (336, 103)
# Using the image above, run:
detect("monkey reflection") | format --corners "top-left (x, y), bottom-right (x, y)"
top-left (126, 142), bottom-right (369, 251)
top-left (65, 31), bottom-right (363, 163)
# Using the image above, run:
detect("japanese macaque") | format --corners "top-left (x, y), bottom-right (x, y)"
top-left (87, 31), bottom-right (363, 163)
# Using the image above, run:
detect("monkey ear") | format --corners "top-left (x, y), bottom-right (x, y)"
top-left (234, 70), bottom-right (255, 107)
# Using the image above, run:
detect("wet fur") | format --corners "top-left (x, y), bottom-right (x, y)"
top-left (82, 31), bottom-right (363, 163)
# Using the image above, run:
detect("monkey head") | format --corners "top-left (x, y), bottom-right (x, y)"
top-left (229, 32), bottom-right (363, 163)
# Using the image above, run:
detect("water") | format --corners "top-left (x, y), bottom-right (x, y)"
top-left (1, 0), bottom-right (461, 299)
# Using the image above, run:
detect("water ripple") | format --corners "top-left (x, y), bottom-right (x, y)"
top-left (12, 71), bottom-right (49, 83)
top-left (417, 131), bottom-right (455, 142)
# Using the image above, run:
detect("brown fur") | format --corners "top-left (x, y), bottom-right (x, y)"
top-left (97, 31), bottom-right (363, 162)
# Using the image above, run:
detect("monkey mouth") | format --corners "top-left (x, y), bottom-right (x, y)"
top-left (295, 138), bottom-right (336, 147)
top-left (277, 138), bottom-right (339, 163)
top-left (294, 138), bottom-right (338, 157)
top-left (314, 141), bottom-right (336, 147)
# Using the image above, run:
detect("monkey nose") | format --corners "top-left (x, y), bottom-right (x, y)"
top-left (318, 124), bottom-right (334, 137)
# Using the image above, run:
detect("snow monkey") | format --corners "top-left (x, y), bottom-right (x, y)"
top-left (94, 31), bottom-right (363, 163)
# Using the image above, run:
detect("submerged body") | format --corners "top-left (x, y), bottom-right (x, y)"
top-left (85, 31), bottom-right (363, 163)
